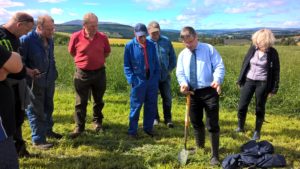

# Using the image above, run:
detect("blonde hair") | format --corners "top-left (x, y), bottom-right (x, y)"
top-left (252, 29), bottom-right (276, 48)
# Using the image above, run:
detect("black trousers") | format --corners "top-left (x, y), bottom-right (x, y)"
top-left (190, 87), bottom-right (220, 133)
top-left (74, 67), bottom-right (106, 130)
top-left (12, 85), bottom-right (26, 153)
top-left (155, 77), bottom-right (172, 122)
top-left (0, 137), bottom-right (19, 169)
top-left (238, 78), bottom-right (268, 120)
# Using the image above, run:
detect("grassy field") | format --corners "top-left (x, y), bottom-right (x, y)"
top-left (19, 45), bottom-right (300, 169)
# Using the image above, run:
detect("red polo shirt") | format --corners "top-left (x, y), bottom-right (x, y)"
top-left (68, 30), bottom-right (111, 70)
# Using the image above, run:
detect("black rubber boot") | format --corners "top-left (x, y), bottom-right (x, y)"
top-left (209, 132), bottom-right (220, 166)
top-left (252, 118), bottom-right (263, 140)
top-left (194, 127), bottom-right (205, 148)
top-left (235, 117), bottom-right (246, 132)
top-left (15, 140), bottom-right (30, 157)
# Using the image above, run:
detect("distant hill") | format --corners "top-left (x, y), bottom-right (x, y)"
top-left (56, 20), bottom-right (135, 39)
top-left (56, 20), bottom-right (300, 41)
top-left (56, 20), bottom-right (181, 40)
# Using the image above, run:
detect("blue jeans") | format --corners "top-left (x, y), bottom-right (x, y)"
top-left (26, 83), bottom-right (55, 144)
top-left (155, 77), bottom-right (172, 122)
top-left (128, 78), bottom-right (158, 135)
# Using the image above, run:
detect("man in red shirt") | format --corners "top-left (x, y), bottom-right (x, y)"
top-left (68, 13), bottom-right (111, 138)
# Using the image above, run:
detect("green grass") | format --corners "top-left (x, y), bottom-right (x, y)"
top-left (19, 45), bottom-right (300, 168)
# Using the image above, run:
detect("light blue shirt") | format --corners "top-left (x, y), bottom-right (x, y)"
top-left (176, 42), bottom-right (225, 89)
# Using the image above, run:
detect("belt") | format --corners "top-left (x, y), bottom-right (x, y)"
top-left (77, 66), bottom-right (105, 73)
top-left (193, 86), bottom-right (212, 91)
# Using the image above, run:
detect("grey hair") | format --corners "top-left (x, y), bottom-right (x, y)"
top-left (83, 13), bottom-right (98, 25)
top-left (36, 15), bottom-right (54, 27)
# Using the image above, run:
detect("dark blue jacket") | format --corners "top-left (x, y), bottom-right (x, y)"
top-left (124, 38), bottom-right (160, 86)
top-left (20, 30), bottom-right (58, 87)
top-left (222, 140), bottom-right (286, 169)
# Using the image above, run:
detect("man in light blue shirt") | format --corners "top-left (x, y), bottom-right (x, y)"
top-left (176, 26), bottom-right (225, 166)
top-left (147, 21), bottom-right (177, 128)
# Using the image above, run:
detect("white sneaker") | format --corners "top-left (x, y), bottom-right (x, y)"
top-left (153, 119), bottom-right (159, 126)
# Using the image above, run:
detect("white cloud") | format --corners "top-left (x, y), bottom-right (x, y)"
top-left (68, 12), bottom-right (78, 16)
top-left (282, 21), bottom-right (300, 28)
top-left (224, 7), bottom-right (243, 14)
top-left (225, 2), bottom-right (267, 14)
top-left (38, 0), bottom-right (65, 3)
top-left (0, 8), bottom-right (50, 23)
top-left (50, 8), bottom-right (63, 15)
top-left (270, 0), bottom-right (285, 6)
top-left (191, 0), bottom-right (197, 4)
top-left (256, 12), bottom-right (264, 17)
top-left (0, 0), bottom-right (24, 8)
top-left (83, 2), bottom-right (99, 6)
top-left (21, 9), bottom-right (48, 18)
top-left (204, 0), bottom-right (215, 6)
top-left (203, 0), bottom-right (235, 7)
top-left (134, 0), bottom-right (172, 10)
top-left (176, 15), bottom-right (189, 21)
top-left (176, 14), bottom-right (196, 28)
top-left (0, 8), bottom-right (13, 24)
top-left (176, 6), bottom-right (211, 27)
top-left (256, 19), bottom-right (262, 24)
top-left (159, 19), bottom-right (171, 27)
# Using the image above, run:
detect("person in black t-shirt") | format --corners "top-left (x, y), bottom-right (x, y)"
top-left (0, 12), bottom-right (34, 157)
top-left (0, 45), bottom-right (23, 169)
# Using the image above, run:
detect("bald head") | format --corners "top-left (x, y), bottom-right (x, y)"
top-left (83, 13), bottom-right (98, 25)
top-left (3, 12), bottom-right (34, 37)
top-left (12, 12), bottom-right (34, 23)
top-left (36, 15), bottom-right (55, 39)
top-left (36, 15), bottom-right (54, 27)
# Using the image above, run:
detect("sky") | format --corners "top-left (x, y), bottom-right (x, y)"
top-left (0, 0), bottom-right (300, 30)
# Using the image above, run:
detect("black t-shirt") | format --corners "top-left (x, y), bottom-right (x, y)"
top-left (0, 45), bottom-right (15, 138)
top-left (0, 26), bottom-right (20, 52)
top-left (0, 45), bottom-right (11, 67)
top-left (0, 26), bottom-right (26, 79)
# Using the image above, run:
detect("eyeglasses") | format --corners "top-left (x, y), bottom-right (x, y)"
top-left (180, 34), bottom-right (192, 39)
top-left (179, 34), bottom-right (195, 42)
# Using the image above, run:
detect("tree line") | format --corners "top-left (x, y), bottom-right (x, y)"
top-left (53, 33), bottom-right (299, 46)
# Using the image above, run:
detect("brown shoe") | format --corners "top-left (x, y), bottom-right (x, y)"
top-left (33, 142), bottom-right (53, 150)
top-left (69, 128), bottom-right (83, 139)
top-left (93, 122), bottom-right (103, 133)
